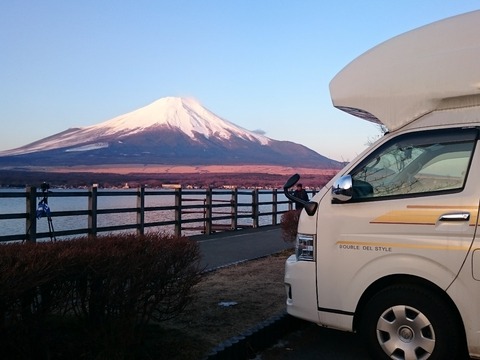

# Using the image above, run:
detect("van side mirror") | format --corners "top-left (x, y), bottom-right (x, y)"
top-left (284, 173), bottom-right (300, 189)
top-left (332, 175), bottom-right (353, 202)
top-left (283, 174), bottom-right (318, 216)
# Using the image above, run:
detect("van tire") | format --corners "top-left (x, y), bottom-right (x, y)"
top-left (359, 284), bottom-right (464, 360)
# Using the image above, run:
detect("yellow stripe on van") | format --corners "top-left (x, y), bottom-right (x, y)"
top-left (370, 205), bottom-right (478, 226)
top-left (336, 240), bottom-right (470, 251)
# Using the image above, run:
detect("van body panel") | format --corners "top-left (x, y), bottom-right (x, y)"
top-left (315, 191), bottom-right (477, 311)
top-left (315, 128), bottom-right (480, 316)
top-left (288, 125), bottom-right (480, 353)
top-left (286, 11), bottom-right (480, 357)
top-left (284, 255), bottom-right (318, 322)
top-left (403, 105), bottom-right (480, 133)
top-left (445, 256), bottom-right (480, 358)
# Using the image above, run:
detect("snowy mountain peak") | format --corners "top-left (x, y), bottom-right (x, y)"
top-left (0, 96), bottom-right (341, 169)
top-left (90, 97), bottom-right (269, 144)
top-left (0, 97), bottom-right (270, 156)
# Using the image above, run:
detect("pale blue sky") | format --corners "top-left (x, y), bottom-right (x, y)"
top-left (1, 1), bottom-right (478, 161)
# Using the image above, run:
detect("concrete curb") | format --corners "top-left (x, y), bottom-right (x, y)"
top-left (203, 311), bottom-right (307, 360)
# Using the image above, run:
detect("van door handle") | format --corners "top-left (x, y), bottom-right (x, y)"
top-left (438, 212), bottom-right (470, 222)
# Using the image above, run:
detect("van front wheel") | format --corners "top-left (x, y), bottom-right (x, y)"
top-left (359, 284), bottom-right (463, 360)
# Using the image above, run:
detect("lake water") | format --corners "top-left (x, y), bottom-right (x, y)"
top-left (0, 188), bottom-right (291, 240)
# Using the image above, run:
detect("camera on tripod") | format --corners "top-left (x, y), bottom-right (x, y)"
top-left (36, 181), bottom-right (56, 241)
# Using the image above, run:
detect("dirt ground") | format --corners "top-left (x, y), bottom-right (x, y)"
top-left (154, 249), bottom-right (293, 360)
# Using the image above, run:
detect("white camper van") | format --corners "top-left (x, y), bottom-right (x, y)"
top-left (284, 10), bottom-right (480, 360)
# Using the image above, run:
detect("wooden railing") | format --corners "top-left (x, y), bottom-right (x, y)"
top-left (0, 186), bottom-right (313, 243)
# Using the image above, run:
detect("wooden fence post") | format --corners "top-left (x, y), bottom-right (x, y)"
top-left (136, 186), bottom-right (145, 236)
top-left (272, 189), bottom-right (278, 225)
top-left (174, 187), bottom-right (182, 237)
top-left (25, 186), bottom-right (37, 243)
top-left (231, 188), bottom-right (238, 230)
top-left (252, 189), bottom-right (259, 228)
top-left (205, 188), bottom-right (213, 235)
top-left (88, 185), bottom-right (98, 238)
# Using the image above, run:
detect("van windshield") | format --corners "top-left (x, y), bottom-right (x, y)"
top-left (349, 128), bottom-right (477, 199)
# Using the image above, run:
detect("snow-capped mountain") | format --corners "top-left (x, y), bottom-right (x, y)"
top-left (0, 97), bottom-right (341, 168)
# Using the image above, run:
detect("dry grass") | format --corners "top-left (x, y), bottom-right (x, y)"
top-left (151, 249), bottom-right (292, 360)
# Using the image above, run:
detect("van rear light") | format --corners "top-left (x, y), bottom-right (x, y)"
top-left (296, 234), bottom-right (315, 261)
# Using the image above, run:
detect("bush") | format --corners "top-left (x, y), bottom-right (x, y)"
top-left (0, 232), bottom-right (202, 359)
top-left (280, 210), bottom-right (300, 243)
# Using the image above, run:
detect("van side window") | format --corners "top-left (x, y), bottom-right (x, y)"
top-left (349, 128), bottom-right (477, 200)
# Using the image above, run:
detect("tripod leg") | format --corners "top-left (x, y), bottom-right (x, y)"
top-left (47, 216), bottom-right (56, 241)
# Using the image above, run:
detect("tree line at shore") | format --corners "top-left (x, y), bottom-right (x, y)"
top-left (0, 170), bottom-right (335, 190)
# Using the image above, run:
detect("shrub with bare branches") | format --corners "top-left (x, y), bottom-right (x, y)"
top-left (0, 232), bottom-right (203, 359)
top-left (280, 210), bottom-right (300, 243)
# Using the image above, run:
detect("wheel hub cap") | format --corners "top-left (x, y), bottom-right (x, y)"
top-left (398, 326), bottom-right (414, 342)
top-left (376, 305), bottom-right (436, 359)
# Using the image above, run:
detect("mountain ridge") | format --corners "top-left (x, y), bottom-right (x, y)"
top-left (0, 97), bottom-right (341, 169)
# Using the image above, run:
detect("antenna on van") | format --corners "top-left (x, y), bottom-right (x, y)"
top-left (283, 174), bottom-right (318, 216)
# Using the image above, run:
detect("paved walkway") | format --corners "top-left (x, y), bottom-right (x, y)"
top-left (191, 225), bottom-right (293, 271)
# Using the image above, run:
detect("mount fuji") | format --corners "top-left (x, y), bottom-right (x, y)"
top-left (0, 97), bottom-right (340, 168)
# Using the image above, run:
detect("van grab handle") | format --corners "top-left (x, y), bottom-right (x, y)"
top-left (438, 212), bottom-right (470, 221)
